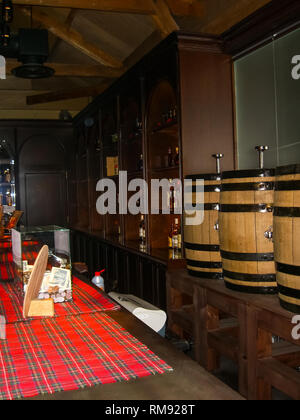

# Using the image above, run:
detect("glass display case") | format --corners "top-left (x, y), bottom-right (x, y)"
top-left (0, 140), bottom-right (16, 211)
top-left (12, 225), bottom-right (72, 304)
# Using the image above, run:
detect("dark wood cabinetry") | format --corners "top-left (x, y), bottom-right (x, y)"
top-left (68, 32), bottom-right (235, 310)
top-left (0, 120), bottom-right (73, 227)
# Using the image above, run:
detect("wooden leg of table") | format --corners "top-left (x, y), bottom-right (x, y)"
top-left (247, 307), bottom-right (272, 400)
top-left (198, 287), bottom-right (220, 371)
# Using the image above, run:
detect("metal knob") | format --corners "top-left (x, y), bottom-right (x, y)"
top-left (255, 146), bottom-right (269, 169)
top-left (212, 153), bottom-right (224, 174)
top-left (264, 226), bottom-right (273, 241)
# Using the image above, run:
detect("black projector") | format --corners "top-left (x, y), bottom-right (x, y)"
top-left (0, 28), bottom-right (54, 79)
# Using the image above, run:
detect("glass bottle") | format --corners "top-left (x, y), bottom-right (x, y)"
top-left (168, 219), bottom-right (174, 249)
top-left (139, 215), bottom-right (146, 244)
top-left (5, 169), bottom-right (11, 183)
top-left (168, 147), bottom-right (173, 167)
top-left (138, 154), bottom-right (144, 171)
top-left (6, 190), bottom-right (12, 206)
top-left (174, 147), bottom-right (180, 166)
top-left (172, 218), bottom-right (181, 251)
top-left (168, 178), bottom-right (175, 214)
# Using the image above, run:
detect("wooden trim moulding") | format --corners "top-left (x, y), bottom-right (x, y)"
top-left (222, 0), bottom-right (300, 57)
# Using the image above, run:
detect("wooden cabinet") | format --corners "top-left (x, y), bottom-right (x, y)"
top-left (69, 32), bottom-right (235, 309)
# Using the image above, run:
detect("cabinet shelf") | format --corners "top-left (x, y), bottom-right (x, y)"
top-left (152, 121), bottom-right (178, 135)
top-left (150, 165), bottom-right (179, 174)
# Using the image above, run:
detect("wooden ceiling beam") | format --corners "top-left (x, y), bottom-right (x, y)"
top-left (198, 0), bottom-right (271, 34)
top-left (151, 0), bottom-right (179, 37)
top-left (14, 0), bottom-right (203, 17)
top-left (6, 60), bottom-right (124, 78)
top-left (20, 7), bottom-right (123, 68)
top-left (14, 0), bottom-right (155, 14)
top-left (27, 83), bottom-right (111, 105)
top-left (50, 9), bottom-right (77, 59)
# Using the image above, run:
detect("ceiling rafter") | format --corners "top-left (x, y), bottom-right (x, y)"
top-left (197, 0), bottom-right (271, 34)
top-left (151, 0), bottom-right (179, 37)
top-left (50, 9), bottom-right (78, 59)
top-left (14, 0), bottom-right (156, 14)
top-left (13, 0), bottom-right (204, 17)
top-left (26, 82), bottom-right (111, 105)
top-left (20, 6), bottom-right (124, 68)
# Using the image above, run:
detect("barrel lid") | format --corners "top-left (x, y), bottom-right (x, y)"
top-left (222, 169), bottom-right (275, 179)
top-left (276, 164), bottom-right (300, 176)
top-left (185, 173), bottom-right (221, 181)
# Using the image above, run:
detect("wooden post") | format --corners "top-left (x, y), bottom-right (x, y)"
top-left (198, 286), bottom-right (220, 371)
top-left (247, 307), bottom-right (272, 400)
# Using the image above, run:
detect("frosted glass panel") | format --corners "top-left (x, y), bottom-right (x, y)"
top-left (235, 44), bottom-right (277, 169)
top-left (235, 27), bottom-right (300, 169)
top-left (274, 28), bottom-right (300, 165)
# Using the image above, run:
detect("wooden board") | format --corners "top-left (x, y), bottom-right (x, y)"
top-left (28, 299), bottom-right (55, 318)
top-left (23, 245), bottom-right (49, 318)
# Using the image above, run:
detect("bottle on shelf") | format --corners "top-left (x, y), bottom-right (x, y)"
top-left (4, 169), bottom-right (11, 183)
top-left (171, 218), bottom-right (181, 251)
top-left (6, 190), bottom-right (12, 206)
top-left (168, 219), bottom-right (174, 248)
top-left (174, 147), bottom-right (180, 167)
top-left (136, 118), bottom-right (143, 133)
top-left (138, 154), bottom-right (144, 171)
top-left (168, 146), bottom-right (173, 167)
top-left (139, 215), bottom-right (146, 245)
top-left (168, 178), bottom-right (175, 214)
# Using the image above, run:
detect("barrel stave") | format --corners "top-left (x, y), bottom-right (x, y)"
top-left (184, 175), bottom-right (222, 279)
top-left (274, 168), bottom-right (300, 311)
top-left (219, 171), bottom-right (277, 294)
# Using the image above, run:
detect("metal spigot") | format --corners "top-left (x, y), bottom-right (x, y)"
top-left (255, 146), bottom-right (269, 169)
top-left (212, 153), bottom-right (224, 174)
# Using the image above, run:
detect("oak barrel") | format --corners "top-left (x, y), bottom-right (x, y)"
top-left (274, 164), bottom-right (300, 312)
top-left (219, 169), bottom-right (277, 294)
top-left (184, 174), bottom-right (222, 279)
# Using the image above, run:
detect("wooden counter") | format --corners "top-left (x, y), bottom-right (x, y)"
top-left (28, 305), bottom-right (243, 401)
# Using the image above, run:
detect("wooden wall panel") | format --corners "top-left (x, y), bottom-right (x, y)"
top-left (179, 49), bottom-right (235, 176)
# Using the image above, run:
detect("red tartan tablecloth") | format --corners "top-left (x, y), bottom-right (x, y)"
top-left (0, 312), bottom-right (173, 400)
top-left (0, 242), bottom-right (172, 400)
top-left (0, 277), bottom-right (120, 323)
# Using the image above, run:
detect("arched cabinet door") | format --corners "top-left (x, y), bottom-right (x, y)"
top-left (18, 134), bottom-right (68, 227)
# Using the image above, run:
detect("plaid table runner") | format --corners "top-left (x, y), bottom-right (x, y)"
top-left (0, 251), bottom-right (38, 265)
top-left (0, 312), bottom-right (172, 400)
top-left (0, 277), bottom-right (120, 323)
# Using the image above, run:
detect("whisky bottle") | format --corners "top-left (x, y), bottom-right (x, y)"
top-left (172, 218), bottom-right (181, 251)
top-left (168, 147), bottom-right (173, 167)
top-left (174, 147), bottom-right (180, 166)
top-left (168, 219), bottom-right (174, 248)
top-left (4, 169), bottom-right (11, 183)
top-left (168, 178), bottom-right (175, 214)
top-left (139, 215), bottom-right (146, 244)
top-left (138, 154), bottom-right (144, 171)
top-left (6, 190), bottom-right (12, 206)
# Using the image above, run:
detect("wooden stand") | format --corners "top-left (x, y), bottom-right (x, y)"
top-left (166, 269), bottom-right (300, 400)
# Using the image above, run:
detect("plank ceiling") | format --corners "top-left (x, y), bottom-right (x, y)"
top-left (0, 0), bottom-right (271, 120)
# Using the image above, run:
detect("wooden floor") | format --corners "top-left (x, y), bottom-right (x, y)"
top-left (27, 308), bottom-right (243, 401)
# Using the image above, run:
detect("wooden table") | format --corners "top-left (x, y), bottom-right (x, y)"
top-left (166, 269), bottom-right (300, 400)
top-left (27, 304), bottom-right (242, 401)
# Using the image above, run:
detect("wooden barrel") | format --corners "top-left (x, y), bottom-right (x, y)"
top-left (274, 165), bottom-right (300, 312)
top-left (219, 169), bottom-right (277, 294)
top-left (184, 174), bottom-right (222, 279)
